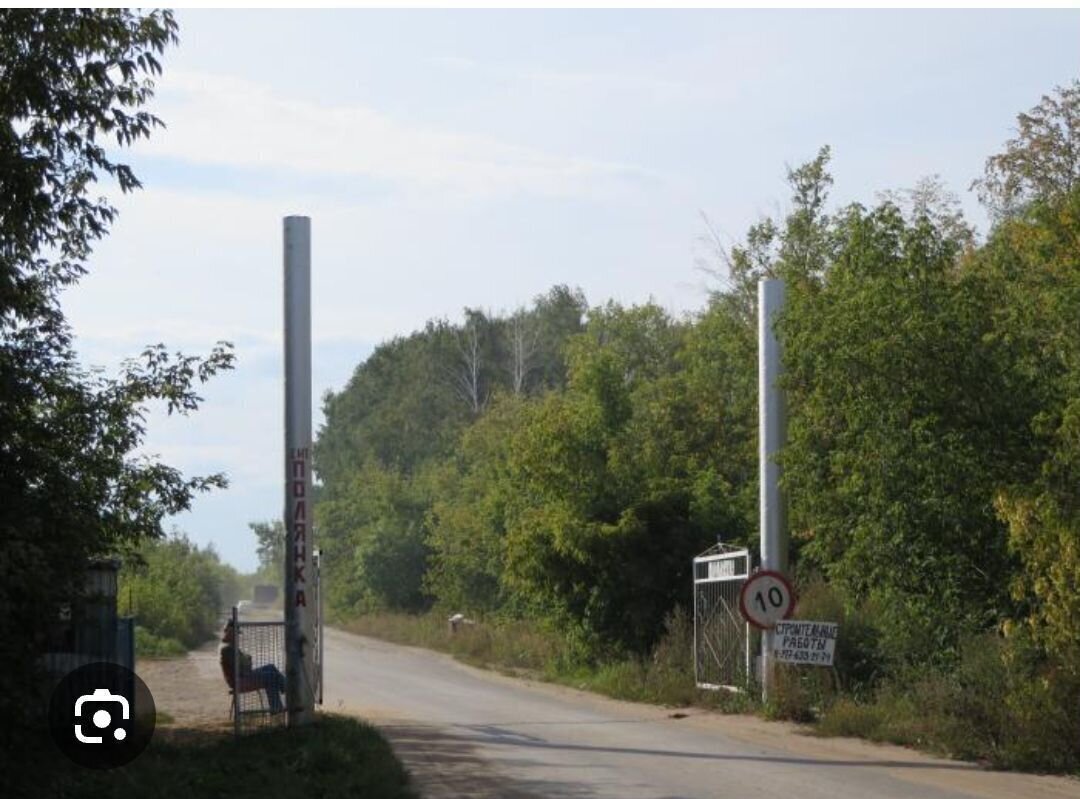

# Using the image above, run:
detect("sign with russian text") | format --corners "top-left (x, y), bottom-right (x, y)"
top-left (772, 620), bottom-right (838, 666)
top-left (289, 447), bottom-right (309, 609)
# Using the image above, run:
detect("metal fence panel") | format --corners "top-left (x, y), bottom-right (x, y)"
top-left (313, 548), bottom-right (323, 707)
top-left (693, 545), bottom-right (752, 690)
top-left (232, 609), bottom-right (288, 735)
top-left (115, 617), bottom-right (134, 672)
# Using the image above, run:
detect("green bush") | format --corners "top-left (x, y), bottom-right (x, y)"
top-left (816, 633), bottom-right (1080, 771)
top-left (134, 626), bottom-right (186, 658)
top-left (765, 579), bottom-right (885, 722)
top-left (120, 534), bottom-right (239, 651)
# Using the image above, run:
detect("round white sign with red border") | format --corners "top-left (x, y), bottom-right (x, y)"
top-left (739, 570), bottom-right (796, 630)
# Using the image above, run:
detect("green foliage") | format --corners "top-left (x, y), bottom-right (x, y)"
top-left (985, 189), bottom-right (1080, 665)
top-left (974, 79), bottom-right (1080, 219)
top-left (249, 518), bottom-right (285, 587)
top-left (133, 626), bottom-right (186, 658)
top-left (0, 8), bottom-right (234, 758)
top-left (319, 293), bottom-right (755, 655)
top-left (316, 285), bottom-right (587, 485)
top-left (500, 302), bottom-right (742, 657)
top-left (317, 325), bottom-right (472, 481)
top-left (120, 534), bottom-right (241, 651)
top-left (817, 633), bottom-right (1080, 772)
top-left (424, 395), bottom-right (532, 614)
top-left (317, 460), bottom-right (434, 613)
top-left (780, 201), bottom-right (1039, 665)
top-left (341, 611), bottom-right (563, 674)
top-left (0, 9), bottom-right (176, 319)
top-left (792, 580), bottom-right (883, 696)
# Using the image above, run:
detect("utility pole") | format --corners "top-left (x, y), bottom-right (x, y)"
top-left (758, 278), bottom-right (787, 703)
top-left (284, 216), bottom-right (315, 726)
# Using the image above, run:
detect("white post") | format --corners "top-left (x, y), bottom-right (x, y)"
top-left (758, 278), bottom-right (787, 702)
top-left (284, 216), bottom-right (315, 726)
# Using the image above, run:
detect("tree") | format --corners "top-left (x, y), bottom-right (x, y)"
top-left (316, 322), bottom-right (472, 480)
top-left (981, 188), bottom-right (1080, 666)
top-left (425, 395), bottom-right (533, 614)
top-left (315, 460), bottom-right (433, 613)
top-left (250, 519), bottom-right (285, 583)
top-left (448, 308), bottom-right (494, 415)
top-left (0, 9), bottom-right (234, 758)
top-left (500, 303), bottom-right (717, 657)
top-left (120, 533), bottom-right (240, 651)
top-left (698, 146), bottom-right (836, 321)
top-left (529, 284), bottom-right (587, 390)
top-left (878, 174), bottom-right (976, 252)
top-left (780, 201), bottom-right (1038, 665)
top-left (505, 308), bottom-right (540, 396)
top-left (974, 80), bottom-right (1080, 218)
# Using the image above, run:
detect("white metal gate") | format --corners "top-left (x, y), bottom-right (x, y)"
top-left (693, 544), bottom-right (752, 690)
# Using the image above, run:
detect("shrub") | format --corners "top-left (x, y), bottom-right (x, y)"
top-left (120, 534), bottom-right (238, 651)
top-left (765, 579), bottom-right (886, 721)
top-left (134, 626), bottom-right (185, 658)
top-left (816, 632), bottom-right (1080, 771)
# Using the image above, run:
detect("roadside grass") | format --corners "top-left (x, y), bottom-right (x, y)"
top-left (338, 608), bottom-right (754, 713)
top-left (47, 713), bottom-right (417, 799)
top-left (339, 611), bottom-right (561, 673)
top-left (811, 663), bottom-right (1080, 773)
top-left (338, 609), bottom-right (1080, 773)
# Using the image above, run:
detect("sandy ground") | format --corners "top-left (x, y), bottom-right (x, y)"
top-left (138, 640), bottom-right (232, 730)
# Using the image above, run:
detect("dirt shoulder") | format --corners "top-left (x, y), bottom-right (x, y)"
top-left (137, 639), bottom-right (232, 730)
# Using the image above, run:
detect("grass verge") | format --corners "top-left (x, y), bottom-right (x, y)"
top-left (43, 713), bottom-right (417, 799)
top-left (338, 609), bottom-right (754, 714)
top-left (338, 609), bottom-right (1080, 773)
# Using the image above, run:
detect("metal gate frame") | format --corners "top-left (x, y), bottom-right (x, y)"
top-left (313, 547), bottom-right (323, 706)
top-left (231, 607), bottom-right (287, 735)
top-left (693, 544), bottom-right (752, 691)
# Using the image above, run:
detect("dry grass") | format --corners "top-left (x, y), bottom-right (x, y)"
top-left (339, 611), bottom-right (562, 672)
top-left (339, 607), bottom-right (755, 713)
top-left (340, 608), bottom-right (1080, 773)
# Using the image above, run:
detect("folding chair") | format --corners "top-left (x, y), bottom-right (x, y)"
top-left (222, 659), bottom-right (267, 719)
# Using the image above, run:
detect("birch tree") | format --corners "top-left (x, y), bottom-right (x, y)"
top-left (450, 309), bottom-right (490, 415)
top-left (506, 308), bottom-right (540, 396)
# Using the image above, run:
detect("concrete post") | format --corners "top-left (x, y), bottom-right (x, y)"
top-left (284, 216), bottom-right (315, 726)
top-left (758, 278), bottom-right (787, 702)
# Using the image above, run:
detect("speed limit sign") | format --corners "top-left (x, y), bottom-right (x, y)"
top-left (739, 570), bottom-right (795, 629)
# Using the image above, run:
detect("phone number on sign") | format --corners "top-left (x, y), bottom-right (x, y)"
top-left (774, 647), bottom-right (833, 665)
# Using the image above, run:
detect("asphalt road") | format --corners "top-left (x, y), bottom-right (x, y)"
top-left (321, 627), bottom-right (1080, 799)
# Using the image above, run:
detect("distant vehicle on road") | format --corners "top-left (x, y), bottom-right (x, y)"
top-left (253, 585), bottom-right (279, 606)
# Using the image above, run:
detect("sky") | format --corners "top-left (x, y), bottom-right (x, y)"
top-left (61, 9), bottom-right (1080, 571)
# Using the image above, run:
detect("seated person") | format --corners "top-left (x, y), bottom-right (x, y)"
top-left (220, 619), bottom-right (286, 713)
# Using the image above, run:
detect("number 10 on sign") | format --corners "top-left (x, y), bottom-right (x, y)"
top-left (739, 570), bottom-right (795, 629)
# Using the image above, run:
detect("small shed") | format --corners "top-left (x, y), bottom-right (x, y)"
top-left (43, 559), bottom-right (134, 678)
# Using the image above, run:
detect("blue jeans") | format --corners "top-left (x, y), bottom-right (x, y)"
top-left (251, 664), bottom-right (286, 712)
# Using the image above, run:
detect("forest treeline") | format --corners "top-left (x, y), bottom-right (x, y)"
top-left (314, 83), bottom-right (1080, 766)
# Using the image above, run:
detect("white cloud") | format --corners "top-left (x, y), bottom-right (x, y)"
top-left (142, 70), bottom-right (664, 201)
